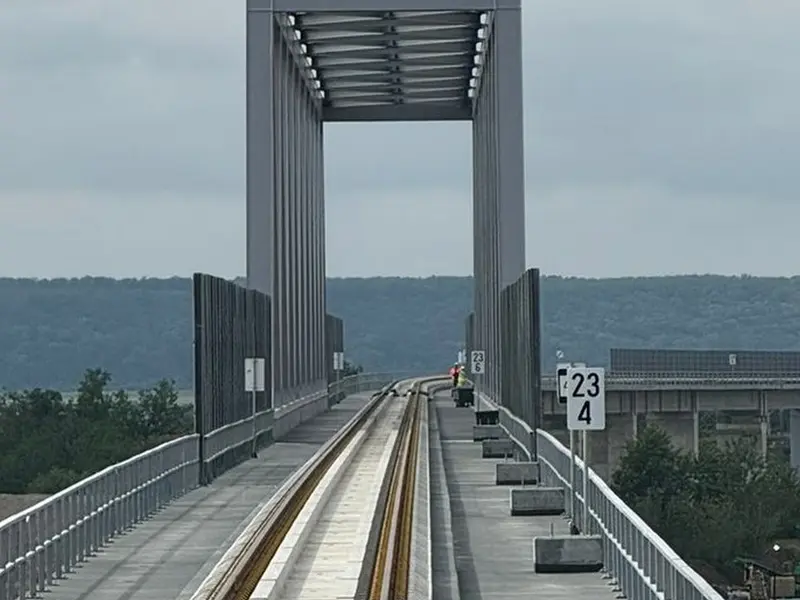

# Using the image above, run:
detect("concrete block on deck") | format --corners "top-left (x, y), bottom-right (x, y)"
top-left (533, 535), bottom-right (603, 573)
top-left (496, 461), bottom-right (539, 485)
top-left (473, 424), bottom-right (503, 441)
top-left (475, 409), bottom-right (499, 426)
top-left (482, 439), bottom-right (515, 458)
top-left (510, 486), bottom-right (565, 516)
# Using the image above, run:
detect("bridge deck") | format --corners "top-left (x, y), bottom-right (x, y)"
top-left (432, 394), bottom-right (619, 600)
top-left (48, 393), bottom-right (373, 600)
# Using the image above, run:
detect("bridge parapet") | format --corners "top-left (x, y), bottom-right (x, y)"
top-left (476, 391), bottom-right (725, 600)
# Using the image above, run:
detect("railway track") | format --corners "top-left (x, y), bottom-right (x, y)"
top-left (193, 377), bottom-right (444, 600)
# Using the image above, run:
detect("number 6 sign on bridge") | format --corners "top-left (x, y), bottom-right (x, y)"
top-left (566, 366), bottom-right (606, 431)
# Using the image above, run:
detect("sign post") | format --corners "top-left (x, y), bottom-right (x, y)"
top-left (556, 362), bottom-right (572, 515)
top-left (244, 357), bottom-right (266, 458)
top-left (565, 366), bottom-right (606, 532)
top-left (470, 350), bottom-right (485, 375)
top-left (556, 362), bottom-right (570, 404)
top-left (333, 351), bottom-right (344, 396)
top-left (558, 361), bottom-right (585, 517)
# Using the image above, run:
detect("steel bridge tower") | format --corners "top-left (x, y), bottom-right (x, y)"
top-left (246, 0), bottom-right (526, 404)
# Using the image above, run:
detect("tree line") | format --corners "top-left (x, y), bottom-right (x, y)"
top-left (612, 426), bottom-right (800, 585)
top-left (0, 369), bottom-right (193, 494)
top-left (5, 274), bottom-right (800, 390)
top-left (0, 363), bottom-right (364, 496)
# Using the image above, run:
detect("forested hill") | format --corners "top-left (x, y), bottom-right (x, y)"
top-left (2, 274), bottom-right (800, 391)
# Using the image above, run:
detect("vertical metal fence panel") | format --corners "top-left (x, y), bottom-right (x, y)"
top-left (528, 269), bottom-right (542, 436)
top-left (474, 267), bottom-right (541, 455)
top-left (192, 273), bottom-right (273, 484)
top-left (325, 314), bottom-right (344, 385)
top-left (499, 283), bottom-right (512, 411)
top-left (465, 312), bottom-right (475, 370)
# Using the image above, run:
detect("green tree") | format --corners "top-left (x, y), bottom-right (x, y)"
top-left (612, 426), bottom-right (800, 577)
top-left (612, 425), bottom-right (695, 542)
top-left (138, 379), bottom-right (193, 437)
top-left (27, 467), bottom-right (85, 494)
top-left (0, 369), bottom-right (194, 495)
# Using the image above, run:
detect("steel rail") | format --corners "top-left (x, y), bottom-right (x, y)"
top-left (366, 377), bottom-right (444, 600)
top-left (198, 380), bottom-right (402, 600)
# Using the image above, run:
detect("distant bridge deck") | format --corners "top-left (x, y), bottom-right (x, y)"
top-left (541, 373), bottom-right (800, 391)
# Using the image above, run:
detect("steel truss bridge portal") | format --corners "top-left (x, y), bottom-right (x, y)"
top-left (246, 0), bottom-right (525, 406)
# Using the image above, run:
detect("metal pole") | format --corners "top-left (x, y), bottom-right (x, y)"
top-left (569, 429), bottom-right (576, 518)
top-left (581, 429), bottom-right (589, 532)
top-left (251, 388), bottom-right (257, 458)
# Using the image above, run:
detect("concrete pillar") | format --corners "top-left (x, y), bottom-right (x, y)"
top-left (583, 414), bottom-right (636, 481)
top-left (790, 409), bottom-right (800, 472)
top-left (545, 414), bottom-right (637, 481)
top-left (645, 411), bottom-right (699, 456)
top-left (758, 391), bottom-right (768, 459)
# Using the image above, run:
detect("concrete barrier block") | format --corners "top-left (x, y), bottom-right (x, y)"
top-left (495, 461), bottom-right (539, 485)
top-left (482, 439), bottom-right (515, 458)
top-left (475, 410), bottom-right (500, 425)
top-left (473, 425), bottom-right (503, 441)
top-left (510, 487), bottom-right (565, 516)
top-left (533, 535), bottom-right (603, 573)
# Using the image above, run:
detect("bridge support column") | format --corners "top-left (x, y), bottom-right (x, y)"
top-left (545, 415), bottom-right (636, 481)
top-left (790, 410), bottom-right (800, 472)
top-left (645, 410), bottom-right (699, 456)
top-left (587, 414), bottom-right (637, 481)
top-left (758, 390), bottom-right (768, 459)
top-left (246, 7), bottom-right (327, 408)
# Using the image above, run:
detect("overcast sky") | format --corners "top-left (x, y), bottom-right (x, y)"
top-left (0, 0), bottom-right (798, 279)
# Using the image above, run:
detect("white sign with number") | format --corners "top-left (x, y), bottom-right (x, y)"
top-left (470, 350), bottom-right (485, 375)
top-left (556, 362), bottom-right (570, 403)
top-left (333, 352), bottom-right (345, 371)
top-left (244, 357), bottom-right (266, 392)
top-left (566, 366), bottom-right (606, 430)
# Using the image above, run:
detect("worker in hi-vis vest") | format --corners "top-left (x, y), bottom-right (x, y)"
top-left (457, 368), bottom-right (468, 388)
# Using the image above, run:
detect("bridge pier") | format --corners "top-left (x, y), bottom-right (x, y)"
top-left (790, 409), bottom-right (800, 471)
top-left (645, 410), bottom-right (700, 457)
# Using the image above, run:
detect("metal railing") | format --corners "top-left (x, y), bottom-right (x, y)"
top-left (476, 392), bottom-right (724, 600)
top-left (0, 372), bottom-right (391, 600)
top-left (0, 435), bottom-right (199, 600)
top-left (327, 371), bottom-right (409, 406)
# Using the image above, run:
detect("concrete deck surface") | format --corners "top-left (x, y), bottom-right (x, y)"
top-left (432, 393), bottom-right (619, 600)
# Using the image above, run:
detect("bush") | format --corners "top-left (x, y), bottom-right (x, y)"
top-left (612, 425), bottom-right (800, 578)
top-left (0, 369), bottom-right (194, 495)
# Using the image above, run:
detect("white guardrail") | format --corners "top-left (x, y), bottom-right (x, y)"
top-left (0, 372), bottom-right (399, 600)
top-left (475, 391), bottom-right (725, 600)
